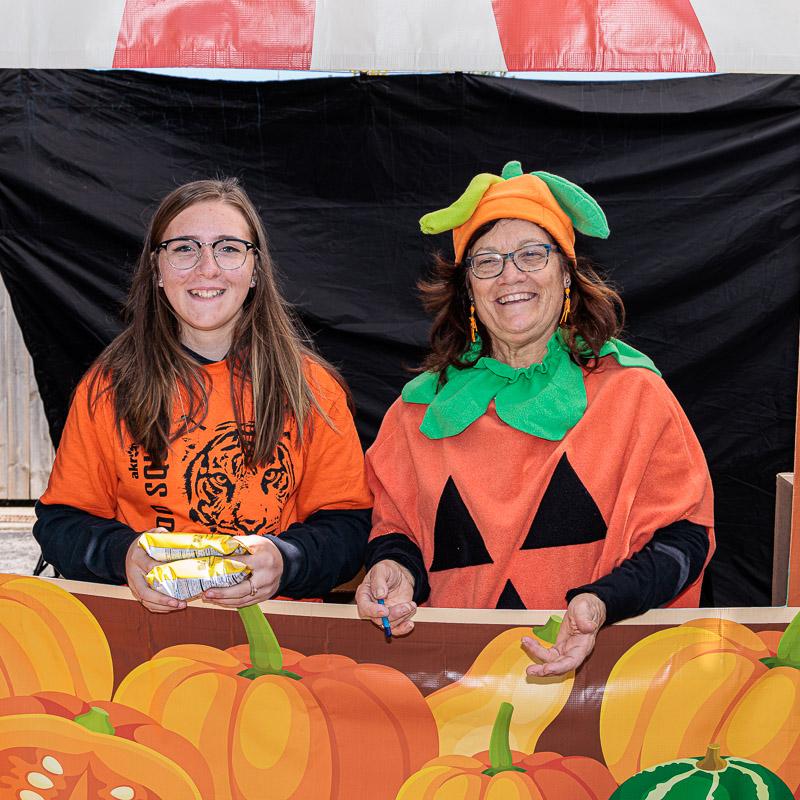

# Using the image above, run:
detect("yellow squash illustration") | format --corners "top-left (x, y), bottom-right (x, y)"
top-left (425, 616), bottom-right (574, 756)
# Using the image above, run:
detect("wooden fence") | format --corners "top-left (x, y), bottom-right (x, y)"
top-left (0, 277), bottom-right (54, 500)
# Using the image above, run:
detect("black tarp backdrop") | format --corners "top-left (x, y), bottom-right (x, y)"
top-left (0, 70), bottom-right (797, 606)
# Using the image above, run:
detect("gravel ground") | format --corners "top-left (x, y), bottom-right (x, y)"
top-left (0, 530), bottom-right (43, 576)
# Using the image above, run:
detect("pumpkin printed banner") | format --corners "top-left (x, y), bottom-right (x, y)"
top-left (1, 573), bottom-right (798, 799)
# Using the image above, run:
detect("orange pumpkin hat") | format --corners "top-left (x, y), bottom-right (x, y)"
top-left (419, 160), bottom-right (610, 262)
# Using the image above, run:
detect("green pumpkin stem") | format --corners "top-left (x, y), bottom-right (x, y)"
top-left (418, 173), bottom-right (503, 235)
top-left (531, 615), bottom-right (563, 646)
top-left (482, 702), bottom-right (526, 777)
top-left (236, 604), bottom-right (300, 681)
top-left (74, 707), bottom-right (115, 736)
top-left (697, 744), bottom-right (727, 772)
top-left (760, 609), bottom-right (800, 670)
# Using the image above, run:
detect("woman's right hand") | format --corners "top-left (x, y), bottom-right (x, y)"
top-left (355, 560), bottom-right (417, 636)
top-left (125, 528), bottom-right (187, 613)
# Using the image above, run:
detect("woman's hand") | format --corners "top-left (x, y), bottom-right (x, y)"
top-left (126, 528), bottom-right (187, 613)
top-left (355, 560), bottom-right (417, 636)
top-left (522, 593), bottom-right (607, 677)
top-left (202, 534), bottom-right (284, 607)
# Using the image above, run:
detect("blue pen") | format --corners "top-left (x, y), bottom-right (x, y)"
top-left (377, 598), bottom-right (392, 641)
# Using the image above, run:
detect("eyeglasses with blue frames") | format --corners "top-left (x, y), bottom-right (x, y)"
top-left (466, 243), bottom-right (560, 279)
top-left (156, 237), bottom-right (257, 271)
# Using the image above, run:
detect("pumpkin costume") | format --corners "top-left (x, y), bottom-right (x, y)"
top-left (365, 161), bottom-right (713, 618)
top-left (36, 354), bottom-right (371, 597)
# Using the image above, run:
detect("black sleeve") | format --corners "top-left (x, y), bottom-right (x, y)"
top-left (565, 519), bottom-right (710, 625)
top-left (33, 501), bottom-right (139, 585)
top-left (270, 508), bottom-right (371, 599)
top-left (364, 532), bottom-right (431, 605)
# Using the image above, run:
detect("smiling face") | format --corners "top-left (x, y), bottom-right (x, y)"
top-left (468, 218), bottom-right (568, 368)
top-left (157, 200), bottom-right (257, 358)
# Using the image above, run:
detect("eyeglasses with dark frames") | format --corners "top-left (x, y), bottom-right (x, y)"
top-left (466, 243), bottom-right (559, 279)
top-left (156, 237), bottom-right (257, 271)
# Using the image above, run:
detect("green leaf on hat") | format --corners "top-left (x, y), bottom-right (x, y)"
top-left (532, 171), bottom-right (610, 239)
top-left (419, 173), bottom-right (503, 235)
top-left (501, 160), bottom-right (524, 179)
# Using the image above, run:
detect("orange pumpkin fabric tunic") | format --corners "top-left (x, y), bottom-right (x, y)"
top-left (366, 357), bottom-right (714, 610)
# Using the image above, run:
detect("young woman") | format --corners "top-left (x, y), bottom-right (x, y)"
top-left (35, 178), bottom-right (371, 613)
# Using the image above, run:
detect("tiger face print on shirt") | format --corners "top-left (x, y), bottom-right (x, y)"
top-left (184, 421), bottom-right (296, 536)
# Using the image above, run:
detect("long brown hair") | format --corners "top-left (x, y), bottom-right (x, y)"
top-left (89, 178), bottom-right (338, 468)
top-left (418, 219), bottom-right (625, 379)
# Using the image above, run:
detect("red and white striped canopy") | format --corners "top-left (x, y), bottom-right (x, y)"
top-left (0, 0), bottom-right (798, 73)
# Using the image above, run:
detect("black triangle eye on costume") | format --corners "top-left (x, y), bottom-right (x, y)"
top-left (430, 476), bottom-right (494, 572)
top-left (521, 453), bottom-right (607, 550)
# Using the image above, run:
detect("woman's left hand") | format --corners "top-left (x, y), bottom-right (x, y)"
top-left (202, 535), bottom-right (284, 607)
top-left (521, 593), bottom-right (607, 677)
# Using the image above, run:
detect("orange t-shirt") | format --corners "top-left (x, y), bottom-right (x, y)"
top-left (41, 359), bottom-right (371, 537)
top-left (367, 359), bottom-right (714, 609)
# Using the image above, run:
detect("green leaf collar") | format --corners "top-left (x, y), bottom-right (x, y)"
top-left (402, 331), bottom-right (659, 440)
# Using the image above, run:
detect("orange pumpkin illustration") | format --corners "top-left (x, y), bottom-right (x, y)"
top-left (0, 574), bottom-right (113, 702)
top-left (425, 616), bottom-right (575, 756)
top-left (600, 613), bottom-right (800, 792)
top-left (114, 604), bottom-right (439, 800)
top-left (397, 701), bottom-right (618, 799)
top-left (0, 701), bottom-right (207, 798)
top-left (0, 691), bottom-right (213, 798)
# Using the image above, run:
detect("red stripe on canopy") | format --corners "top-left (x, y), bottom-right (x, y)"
top-left (112, 0), bottom-right (316, 69)
top-left (491, 0), bottom-right (715, 71)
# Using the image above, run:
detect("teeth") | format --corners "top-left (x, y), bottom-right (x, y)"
top-left (189, 289), bottom-right (224, 298)
top-left (497, 293), bottom-right (535, 304)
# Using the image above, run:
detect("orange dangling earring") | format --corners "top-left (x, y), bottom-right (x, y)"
top-left (559, 282), bottom-right (571, 326)
top-left (469, 300), bottom-right (478, 343)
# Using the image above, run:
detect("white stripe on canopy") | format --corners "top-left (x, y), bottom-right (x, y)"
top-left (310, 0), bottom-right (506, 73)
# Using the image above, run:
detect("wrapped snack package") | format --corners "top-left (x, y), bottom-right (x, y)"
top-left (138, 531), bottom-right (248, 561)
top-left (145, 557), bottom-right (251, 601)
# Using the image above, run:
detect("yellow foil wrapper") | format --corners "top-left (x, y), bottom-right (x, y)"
top-left (145, 557), bottom-right (251, 601)
top-left (138, 531), bottom-right (248, 562)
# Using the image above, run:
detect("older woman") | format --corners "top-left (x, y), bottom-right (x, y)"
top-left (35, 178), bottom-right (371, 612)
top-left (356, 161), bottom-right (713, 675)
